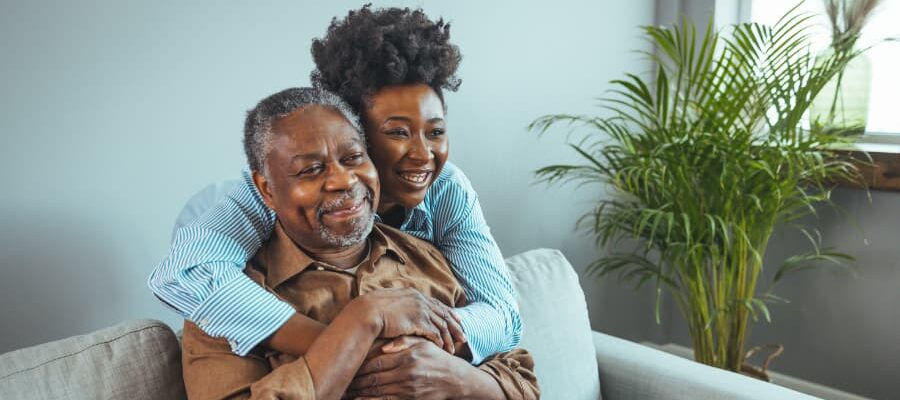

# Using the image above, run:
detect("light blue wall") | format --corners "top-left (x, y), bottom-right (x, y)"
top-left (0, 0), bottom-right (657, 352)
top-left (3, 1), bottom-right (896, 397)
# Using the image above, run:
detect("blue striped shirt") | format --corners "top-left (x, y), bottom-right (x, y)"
top-left (148, 161), bottom-right (522, 364)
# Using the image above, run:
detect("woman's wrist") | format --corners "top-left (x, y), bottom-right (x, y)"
top-left (347, 295), bottom-right (383, 336)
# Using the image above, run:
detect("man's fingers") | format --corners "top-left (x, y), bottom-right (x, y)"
top-left (352, 382), bottom-right (408, 397)
top-left (356, 351), bottom-right (406, 376)
top-left (350, 369), bottom-right (405, 391)
top-left (429, 313), bottom-right (454, 354)
top-left (420, 324), bottom-right (443, 350)
top-left (426, 297), bottom-right (466, 348)
top-left (444, 311), bottom-right (466, 345)
top-left (450, 309), bottom-right (463, 324)
top-left (381, 336), bottom-right (422, 353)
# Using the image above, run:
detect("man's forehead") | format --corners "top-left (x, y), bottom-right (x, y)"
top-left (273, 106), bottom-right (362, 143)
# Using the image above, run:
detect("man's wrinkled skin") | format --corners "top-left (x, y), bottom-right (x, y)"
top-left (251, 105), bottom-right (507, 399)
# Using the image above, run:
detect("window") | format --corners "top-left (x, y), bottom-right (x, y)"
top-left (748, 0), bottom-right (900, 138)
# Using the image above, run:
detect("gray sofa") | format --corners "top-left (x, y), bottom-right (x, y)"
top-left (0, 249), bottom-right (818, 399)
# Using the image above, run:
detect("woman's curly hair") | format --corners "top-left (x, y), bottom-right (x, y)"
top-left (311, 5), bottom-right (462, 115)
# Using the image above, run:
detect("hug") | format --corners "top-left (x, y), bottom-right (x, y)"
top-left (150, 5), bottom-right (539, 399)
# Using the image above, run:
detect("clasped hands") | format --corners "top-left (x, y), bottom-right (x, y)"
top-left (346, 288), bottom-right (475, 400)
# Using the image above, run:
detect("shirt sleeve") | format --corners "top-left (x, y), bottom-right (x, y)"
top-left (477, 348), bottom-right (541, 400)
top-left (431, 164), bottom-right (523, 364)
top-left (147, 170), bottom-right (295, 356)
top-left (181, 321), bottom-right (317, 400)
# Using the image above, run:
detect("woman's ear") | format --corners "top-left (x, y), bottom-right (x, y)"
top-left (252, 170), bottom-right (276, 211)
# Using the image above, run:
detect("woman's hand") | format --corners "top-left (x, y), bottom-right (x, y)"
top-left (355, 287), bottom-right (466, 355)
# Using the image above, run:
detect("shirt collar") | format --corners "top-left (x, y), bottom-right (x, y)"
top-left (407, 202), bottom-right (429, 224)
top-left (256, 221), bottom-right (406, 289)
top-left (374, 204), bottom-right (428, 231)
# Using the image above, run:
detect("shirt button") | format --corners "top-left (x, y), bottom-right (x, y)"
top-left (228, 339), bottom-right (238, 349)
top-left (198, 319), bottom-right (209, 328)
top-left (316, 266), bottom-right (325, 271)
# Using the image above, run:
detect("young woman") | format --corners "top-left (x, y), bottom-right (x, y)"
top-left (149, 6), bottom-right (521, 366)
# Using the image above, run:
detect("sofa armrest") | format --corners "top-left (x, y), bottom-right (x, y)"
top-left (592, 331), bottom-right (821, 400)
top-left (0, 319), bottom-right (186, 400)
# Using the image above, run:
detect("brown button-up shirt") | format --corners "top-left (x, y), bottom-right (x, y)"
top-left (182, 222), bottom-right (539, 399)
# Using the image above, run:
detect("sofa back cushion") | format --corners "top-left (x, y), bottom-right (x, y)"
top-left (0, 319), bottom-right (185, 400)
top-left (507, 248), bottom-right (601, 400)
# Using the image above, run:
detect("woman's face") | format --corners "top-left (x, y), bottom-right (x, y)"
top-left (364, 84), bottom-right (449, 212)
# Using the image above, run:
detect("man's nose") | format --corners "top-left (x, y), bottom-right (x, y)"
top-left (407, 132), bottom-right (434, 163)
top-left (324, 163), bottom-right (357, 191)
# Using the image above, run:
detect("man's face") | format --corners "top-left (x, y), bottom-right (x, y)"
top-left (253, 105), bottom-right (379, 251)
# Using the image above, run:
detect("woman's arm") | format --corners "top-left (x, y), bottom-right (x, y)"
top-left (148, 171), bottom-right (295, 356)
top-left (149, 172), bottom-right (462, 357)
top-left (424, 163), bottom-right (523, 363)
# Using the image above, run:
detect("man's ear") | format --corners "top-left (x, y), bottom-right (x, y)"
top-left (252, 170), bottom-right (276, 211)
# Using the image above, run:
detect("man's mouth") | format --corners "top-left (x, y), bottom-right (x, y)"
top-left (324, 200), bottom-right (365, 217)
top-left (318, 187), bottom-right (374, 220)
top-left (397, 169), bottom-right (432, 185)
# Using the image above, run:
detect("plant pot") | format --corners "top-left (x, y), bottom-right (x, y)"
top-left (739, 344), bottom-right (784, 382)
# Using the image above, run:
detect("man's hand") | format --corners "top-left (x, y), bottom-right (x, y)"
top-left (348, 337), bottom-right (474, 400)
top-left (356, 288), bottom-right (466, 354)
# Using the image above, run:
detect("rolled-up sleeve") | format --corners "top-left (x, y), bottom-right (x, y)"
top-left (478, 348), bottom-right (541, 400)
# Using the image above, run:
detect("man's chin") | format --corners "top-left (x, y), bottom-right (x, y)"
top-left (319, 214), bottom-right (375, 247)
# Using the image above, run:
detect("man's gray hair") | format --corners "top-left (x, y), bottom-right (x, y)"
top-left (244, 87), bottom-right (363, 174)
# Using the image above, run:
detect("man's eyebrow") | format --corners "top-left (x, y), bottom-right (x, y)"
top-left (342, 136), bottom-right (366, 150)
top-left (290, 152), bottom-right (323, 162)
top-left (290, 137), bottom-right (365, 161)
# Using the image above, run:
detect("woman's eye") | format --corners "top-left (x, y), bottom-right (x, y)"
top-left (387, 129), bottom-right (409, 137)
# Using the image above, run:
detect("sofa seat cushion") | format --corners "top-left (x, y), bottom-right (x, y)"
top-left (507, 248), bottom-right (601, 400)
top-left (0, 319), bottom-right (185, 400)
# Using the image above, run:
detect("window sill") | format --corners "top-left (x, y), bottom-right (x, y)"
top-left (831, 141), bottom-right (900, 191)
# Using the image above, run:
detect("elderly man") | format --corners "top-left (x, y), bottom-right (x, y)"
top-left (181, 87), bottom-right (539, 400)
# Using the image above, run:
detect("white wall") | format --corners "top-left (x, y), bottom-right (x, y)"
top-left (0, 0), bottom-right (657, 352)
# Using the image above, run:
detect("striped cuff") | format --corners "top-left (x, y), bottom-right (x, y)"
top-left (455, 302), bottom-right (514, 365)
top-left (190, 272), bottom-right (296, 356)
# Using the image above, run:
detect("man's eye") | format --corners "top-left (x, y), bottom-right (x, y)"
top-left (429, 128), bottom-right (446, 137)
top-left (343, 153), bottom-right (365, 164)
top-left (297, 165), bottom-right (323, 176)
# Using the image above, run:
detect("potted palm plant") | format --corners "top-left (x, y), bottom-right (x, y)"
top-left (531, 7), bottom-right (863, 374)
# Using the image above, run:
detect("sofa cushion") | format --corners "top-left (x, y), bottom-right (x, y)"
top-left (0, 319), bottom-right (185, 400)
top-left (506, 248), bottom-right (601, 400)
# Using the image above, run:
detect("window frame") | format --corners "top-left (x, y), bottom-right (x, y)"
top-left (724, 0), bottom-right (900, 190)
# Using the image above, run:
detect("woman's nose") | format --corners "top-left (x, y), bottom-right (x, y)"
top-left (407, 133), bottom-right (434, 162)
